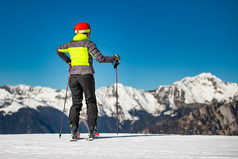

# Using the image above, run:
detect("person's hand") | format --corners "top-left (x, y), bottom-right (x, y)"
top-left (68, 62), bottom-right (72, 68)
top-left (113, 54), bottom-right (121, 61)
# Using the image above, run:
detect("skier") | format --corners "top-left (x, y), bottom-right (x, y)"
top-left (56, 22), bottom-right (120, 140)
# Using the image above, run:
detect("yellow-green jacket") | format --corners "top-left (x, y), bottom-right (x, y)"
top-left (57, 34), bottom-right (115, 74)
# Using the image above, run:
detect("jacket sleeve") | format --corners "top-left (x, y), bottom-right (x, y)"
top-left (56, 42), bottom-right (71, 63)
top-left (88, 41), bottom-right (115, 63)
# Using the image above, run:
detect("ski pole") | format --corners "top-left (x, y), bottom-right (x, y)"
top-left (59, 64), bottom-right (71, 138)
top-left (113, 60), bottom-right (119, 134)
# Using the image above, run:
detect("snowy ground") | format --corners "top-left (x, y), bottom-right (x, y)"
top-left (0, 133), bottom-right (238, 159)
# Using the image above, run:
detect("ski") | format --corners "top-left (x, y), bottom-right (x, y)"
top-left (86, 132), bottom-right (99, 141)
top-left (70, 139), bottom-right (77, 142)
top-left (86, 137), bottom-right (94, 141)
top-left (69, 132), bottom-right (99, 141)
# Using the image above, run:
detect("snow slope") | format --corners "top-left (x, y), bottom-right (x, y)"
top-left (0, 134), bottom-right (238, 159)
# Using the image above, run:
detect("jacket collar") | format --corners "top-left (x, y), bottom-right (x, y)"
top-left (73, 34), bottom-right (89, 41)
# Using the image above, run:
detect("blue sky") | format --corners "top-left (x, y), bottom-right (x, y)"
top-left (0, 0), bottom-right (237, 90)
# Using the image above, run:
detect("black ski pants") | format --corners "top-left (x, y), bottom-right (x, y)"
top-left (69, 74), bottom-right (98, 128)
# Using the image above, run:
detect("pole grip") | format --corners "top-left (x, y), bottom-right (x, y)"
top-left (113, 60), bottom-right (119, 69)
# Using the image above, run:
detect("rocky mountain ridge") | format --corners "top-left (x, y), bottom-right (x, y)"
top-left (0, 73), bottom-right (237, 134)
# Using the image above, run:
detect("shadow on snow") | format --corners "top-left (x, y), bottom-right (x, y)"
top-left (94, 134), bottom-right (166, 140)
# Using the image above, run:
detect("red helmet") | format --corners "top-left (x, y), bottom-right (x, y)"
top-left (74, 22), bottom-right (91, 35)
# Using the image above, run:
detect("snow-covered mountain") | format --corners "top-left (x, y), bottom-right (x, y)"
top-left (0, 85), bottom-right (72, 115)
top-left (0, 84), bottom-right (160, 121)
top-left (0, 73), bottom-right (238, 134)
top-left (97, 72), bottom-right (238, 120)
top-left (151, 73), bottom-right (238, 112)
top-left (154, 73), bottom-right (237, 106)
top-left (96, 84), bottom-right (163, 121)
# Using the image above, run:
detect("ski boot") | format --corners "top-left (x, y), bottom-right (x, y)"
top-left (70, 124), bottom-right (79, 141)
top-left (88, 125), bottom-right (99, 141)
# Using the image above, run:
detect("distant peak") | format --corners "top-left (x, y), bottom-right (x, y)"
top-left (172, 72), bottom-right (222, 87)
top-left (183, 72), bottom-right (218, 81)
top-left (195, 72), bottom-right (216, 78)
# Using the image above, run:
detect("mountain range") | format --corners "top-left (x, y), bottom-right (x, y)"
top-left (0, 73), bottom-right (238, 135)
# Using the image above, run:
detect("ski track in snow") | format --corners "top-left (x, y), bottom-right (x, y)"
top-left (0, 134), bottom-right (238, 159)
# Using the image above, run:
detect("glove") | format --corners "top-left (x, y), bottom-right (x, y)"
top-left (68, 62), bottom-right (72, 68)
top-left (113, 54), bottom-right (121, 61)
